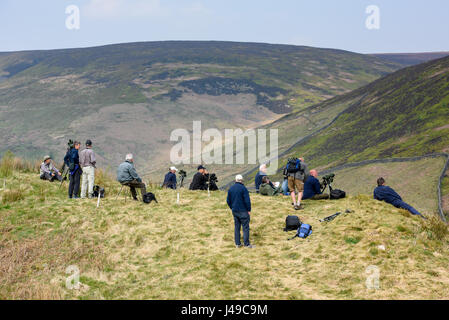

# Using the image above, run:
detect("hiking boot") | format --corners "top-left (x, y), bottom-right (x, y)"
top-left (236, 244), bottom-right (243, 248)
top-left (245, 244), bottom-right (255, 249)
top-left (294, 205), bottom-right (304, 210)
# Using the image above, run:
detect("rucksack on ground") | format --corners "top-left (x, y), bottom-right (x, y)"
top-left (330, 188), bottom-right (346, 200)
top-left (93, 185), bottom-right (105, 198)
top-left (288, 224), bottom-right (313, 240)
top-left (284, 215), bottom-right (301, 231)
top-left (143, 192), bottom-right (158, 204)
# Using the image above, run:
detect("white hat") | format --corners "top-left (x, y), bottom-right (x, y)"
top-left (235, 174), bottom-right (243, 182)
top-left (170, 166), bottom-right (178, 171)
top-left (125, 153), bottom-right (133, 161)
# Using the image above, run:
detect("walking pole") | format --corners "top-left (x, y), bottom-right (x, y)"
top-left (96, 191), bottom-right (101, 208)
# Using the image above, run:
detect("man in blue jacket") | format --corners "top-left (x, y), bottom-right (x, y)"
top-left (68, 141), bottom-right (82, 199)
top-left (303, 170), bottom-right (329, 200)
top-left (227, 175), bottom-right (254, 248)
top-left (374, 177), bottom-right (424, 217)
top-left (163, 167), bottom-right (178, 189)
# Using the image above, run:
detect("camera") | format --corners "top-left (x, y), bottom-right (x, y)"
top-left (179, 169), bottom-right (187, 178)
top-left (321, 173), bottom-right (335, 191)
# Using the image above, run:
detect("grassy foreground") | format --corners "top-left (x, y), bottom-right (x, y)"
top-left (1, 168), bottom-right (449, 300)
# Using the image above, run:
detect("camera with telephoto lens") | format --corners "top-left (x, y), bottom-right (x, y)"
top-left (179, 170), bottom-right (187, 178)
top-left (321, 173), bottom-right (335, 190)
top-left (206, 173), bottom-right (218, 183)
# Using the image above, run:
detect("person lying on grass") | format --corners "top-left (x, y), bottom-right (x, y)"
top-left (374, 177), bottom-right (426, 219)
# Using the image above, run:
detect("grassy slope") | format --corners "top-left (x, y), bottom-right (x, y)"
top-left (1, 169), bottom-right (449, 300)
top-left (274, 55), bottom-right (449, 173)
top-left (326, 157), bottom-right (446, 215)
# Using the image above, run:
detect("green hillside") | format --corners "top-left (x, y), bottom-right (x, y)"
top-left (273, 55), bottom-right (449, 174)
top-left (1, 162), bottom-right (449, 300)
top-left (0, 41), bottom-right (401, 175)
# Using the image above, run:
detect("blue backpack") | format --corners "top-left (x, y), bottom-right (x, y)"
top-left (288, 224), bottom-right (313, 240)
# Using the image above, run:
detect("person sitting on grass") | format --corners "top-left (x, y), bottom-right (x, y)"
top-left (39, 155), bottom-right (62, 182)
top-left (255, 164), bottom-right (274, 193)
top-left (373, 177), bottom-right (425, 218)
top-left (303, 170), bottom-right (329, 200)
top-left (117, 153), bottom-right (147, 202)
top-left (163, 166), bottom-right (178, 190)
top-left (189, 165), bottom-right (208, 190)
top-left (259, 176), bottom-right (283, 196)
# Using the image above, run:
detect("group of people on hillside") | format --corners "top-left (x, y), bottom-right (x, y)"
top-left (40, 148), bottom-right (425, 248)
top-left (226, 158), bottom-right (425, 249)
top-left (40, 140), bottom-right (96, 199)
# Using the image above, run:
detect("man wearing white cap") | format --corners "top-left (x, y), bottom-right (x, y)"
top-left (163, 166), bottom-right (178, 189)
top-left (226, 174), bottom-right (254, 248)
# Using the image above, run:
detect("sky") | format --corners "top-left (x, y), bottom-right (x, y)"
top-left (0, 0), bottom-right (448, 53)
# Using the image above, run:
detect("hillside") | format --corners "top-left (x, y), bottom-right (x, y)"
top-left (371, 52), bottom-right (449, 66)
top-left (1, 163), bottom-right (449, 300)
top-left (268, 55), bottom-right (449, 179)
top-left (0, 41), bottom-right (402, 175)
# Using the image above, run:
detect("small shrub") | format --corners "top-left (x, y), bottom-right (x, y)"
top-left (0, 151), bottom-right (15, 177)
top-left (1, 188), bottom-right (25, 204)
top-left (420, 216), bottom-right (448, 240)
top-left (0, 151), bottom-right (40, 177)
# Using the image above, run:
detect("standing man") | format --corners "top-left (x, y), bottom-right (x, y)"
top-left (68, 141), bottom-right (82, 199)
top-left (303, 170), bottom-right (329, 200)
top-left (40, 156), bottom-right (62, 182)
top-left (163, 166), bottom-right (178, 189)
top-left (227, 175), bottom-right (254, 249)
top-left (80, 140), bottom-right (97, 199)
top-left (117, 154), bottom-right (147, 201)
top-left (286, 157), bottom-right (308, 210)
top-left (374, 177), bottom-right (425, 218)
top-left (189, 165), bottom-right (208, 190)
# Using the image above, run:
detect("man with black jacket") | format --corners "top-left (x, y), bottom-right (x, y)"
top-left (189, 165), bottom-right (208, 190)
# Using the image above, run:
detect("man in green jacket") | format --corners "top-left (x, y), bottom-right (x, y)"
top-left (259, 176), bottom-right (283, 196)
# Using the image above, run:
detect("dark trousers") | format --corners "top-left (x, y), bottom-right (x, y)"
top-left (68, 169), bottom-right (81, 198)
top-left (233, 211), bottom-right (250, 246)
top-left (309, 193), bottom-right (330, 200)
top-left (392, 200), bottom-right (422, 216)
top-left (40, 172), bottom-right (63, 182)
top-left (124, 180), bottom-right (147, 199)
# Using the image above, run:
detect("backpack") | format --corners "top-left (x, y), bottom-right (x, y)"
top-left (92, 185), bottom-right (105, 198)
top-left (288, 223), bottom-right (313, 240)
top-left (330, 188), bottom-right (346, 200)
top-left (284, 215), bottom-right (301, 231)
top-left (286, 158), bottom-right (303, 174)
top-left (143, 192), bottom-right (158, 204)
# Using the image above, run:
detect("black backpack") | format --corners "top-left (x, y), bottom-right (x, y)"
top-left (143, 192), bottom-right (158, 204)
top-left (330, 188), bottom-right (346, 200)
top-left (286, 158), bottom-right (303, 174)
top-left (284, 215), bottom-right (301, 231)
top-left (93, 185), bottom-right (105, 198)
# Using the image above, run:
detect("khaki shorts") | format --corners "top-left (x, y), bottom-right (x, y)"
top-left (288, 176), bottom-right (304, 193)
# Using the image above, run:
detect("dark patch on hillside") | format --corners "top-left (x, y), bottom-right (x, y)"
top-left (179, 77), bottom-right (290, 113)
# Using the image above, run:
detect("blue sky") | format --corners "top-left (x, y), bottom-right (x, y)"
top-left (1, 0), bottom-right (448, 53)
